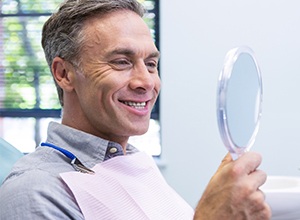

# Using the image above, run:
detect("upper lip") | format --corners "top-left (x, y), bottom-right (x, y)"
top-left (119, 97), bottom-right (152, 103)
top-left (121, 100), bottom-right (147, 103)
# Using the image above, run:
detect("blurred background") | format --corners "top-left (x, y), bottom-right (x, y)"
top-left (159, 0), bottom-right (300, 207)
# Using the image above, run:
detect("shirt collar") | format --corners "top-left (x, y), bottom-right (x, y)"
top-left (45, 122), bottom-right (139, 167)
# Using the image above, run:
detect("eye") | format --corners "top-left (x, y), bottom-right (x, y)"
top-left (109, 58), bottom-right (133, 70)
top-left (145, 60), bottom-right (158, 73)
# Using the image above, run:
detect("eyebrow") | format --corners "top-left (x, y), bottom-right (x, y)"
top-left (107, 48), bottom-right (160, 60)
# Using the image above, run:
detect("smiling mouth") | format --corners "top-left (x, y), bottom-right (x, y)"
top-left (122, 101), bottom-right (146, 109)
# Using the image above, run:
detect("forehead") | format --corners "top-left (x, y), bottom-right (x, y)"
top-left (81, 10), bottom-right (157, 54)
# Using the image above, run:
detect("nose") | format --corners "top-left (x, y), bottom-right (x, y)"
top-left (129, 61), bottom-right (157, 93)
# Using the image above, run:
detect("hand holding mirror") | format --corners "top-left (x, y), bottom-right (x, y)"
top-left (217, 46), bottom-right (263, 160)
top-left (217, 47), bottom-right (300, 219)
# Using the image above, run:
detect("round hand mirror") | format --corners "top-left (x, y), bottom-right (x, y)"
top-left (217, 46), bottom-right (263, 160)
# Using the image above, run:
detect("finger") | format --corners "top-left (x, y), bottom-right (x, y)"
top-left (236, 151), bottom-right (262, 174)
top-left (258, 188), bottom-right (266, 201)
top-left (248, 169), bottom-right (268, 189)
top-left (248, 189), bottom-right (272, 219)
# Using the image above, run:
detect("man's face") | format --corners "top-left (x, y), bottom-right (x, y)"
top-left (71, 10), bottom-right (160, 147)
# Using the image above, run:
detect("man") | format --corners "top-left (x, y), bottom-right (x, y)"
top-left (0, 0), bottom-right (271, 219)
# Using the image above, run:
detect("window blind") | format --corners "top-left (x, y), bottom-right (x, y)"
top-left (0, 0), bottom-right (159, 119)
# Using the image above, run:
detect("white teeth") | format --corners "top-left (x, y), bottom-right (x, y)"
top-left (123, 101), bottom-right (146, 109)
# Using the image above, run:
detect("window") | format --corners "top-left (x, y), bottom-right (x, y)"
top-left (0, 0), bottom-right (161, 155)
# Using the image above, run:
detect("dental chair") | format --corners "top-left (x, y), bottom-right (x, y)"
top-left (0, 138), bottom-right (24, 184)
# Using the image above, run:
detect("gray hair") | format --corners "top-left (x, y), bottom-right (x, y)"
top-left (41, 0), bottom-right (145, 106)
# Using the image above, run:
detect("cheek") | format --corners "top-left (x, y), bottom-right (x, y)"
top-left (154, 75), bottom-right (161, 93)
top-left (96, 78), bottom-right (124, 105)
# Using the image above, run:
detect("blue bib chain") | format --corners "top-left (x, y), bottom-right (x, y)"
top-left (41, 142), bottom-right (95, 174)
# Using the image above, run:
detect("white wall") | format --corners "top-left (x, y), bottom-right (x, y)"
top-left (159, 0), bottom-right (300, 207)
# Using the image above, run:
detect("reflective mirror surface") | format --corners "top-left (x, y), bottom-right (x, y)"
top-left (217, 46), bottom-right (262, 159)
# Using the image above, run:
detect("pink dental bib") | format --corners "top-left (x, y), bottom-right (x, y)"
top-left (60, 152), bottom-right (194, 220)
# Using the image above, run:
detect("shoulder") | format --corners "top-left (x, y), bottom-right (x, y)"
top-left (0, 151), bottom-right (83, 219)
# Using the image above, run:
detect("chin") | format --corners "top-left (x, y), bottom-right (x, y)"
top-left (130, 126), bottom-right (149, 136)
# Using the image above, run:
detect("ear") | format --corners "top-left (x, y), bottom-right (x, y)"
top-left (51, 57), bottom-right (75, 92)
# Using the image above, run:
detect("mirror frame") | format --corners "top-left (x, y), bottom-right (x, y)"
top-left (217, 46), bottom-right (263, 159)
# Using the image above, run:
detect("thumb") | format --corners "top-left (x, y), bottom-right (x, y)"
top-left (217, 152), bottom-right (233, 171)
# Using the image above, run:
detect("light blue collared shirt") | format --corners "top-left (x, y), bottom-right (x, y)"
top-left (0, 122), bottom-right (138, 219)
